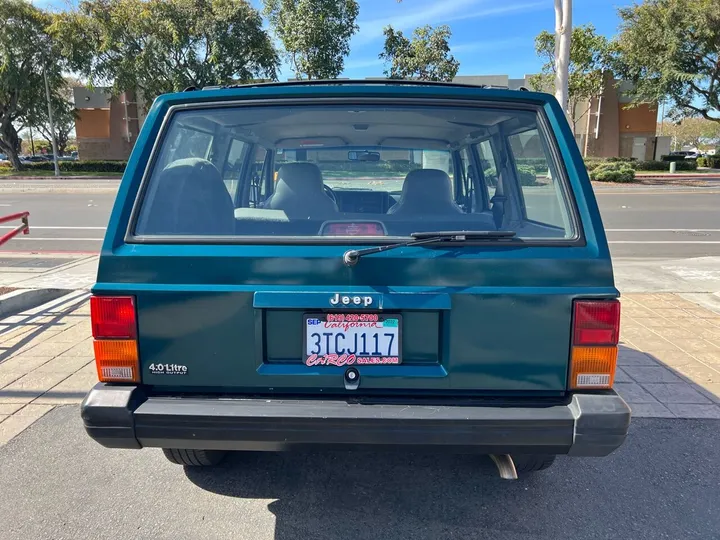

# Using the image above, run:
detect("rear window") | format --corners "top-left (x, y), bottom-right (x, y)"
top-left (133, 103), bottom-right (577, 241)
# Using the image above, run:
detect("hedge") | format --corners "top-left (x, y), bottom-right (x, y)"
top-left (589, 162), bottom-right (635, 183)
top-left (586, 157), bottom-right (697, 173)
top-left (21, 160), bottom-right (127, 173)
top-left (697, 156), bottom-right (720, 168)
top-left (634, 160), bottom-right (697, 171)
top-left (516, 165), bottom-right (538, 186)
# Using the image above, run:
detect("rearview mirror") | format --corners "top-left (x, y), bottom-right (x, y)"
top-left (348, 151), bottom-right (380, 162)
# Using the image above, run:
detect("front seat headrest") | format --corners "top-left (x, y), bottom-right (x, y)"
top-left (388, 168), bottom-right (463, 215)
top-left (263, 162), bottom-right (338, 215)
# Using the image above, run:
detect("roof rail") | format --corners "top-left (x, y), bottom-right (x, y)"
top-left (198, 79), bottom-right (501, 91)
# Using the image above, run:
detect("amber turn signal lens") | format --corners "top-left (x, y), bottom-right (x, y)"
top-left (569, 346), bottom-right (617, 389)
top-left (93, 340), bottom-right (139, 383)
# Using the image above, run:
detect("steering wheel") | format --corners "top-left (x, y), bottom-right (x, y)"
top-left (323, 184), bottom-right (337, 204)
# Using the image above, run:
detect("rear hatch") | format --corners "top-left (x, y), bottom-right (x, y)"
top-left (94, 84), bottom-right (617, 397)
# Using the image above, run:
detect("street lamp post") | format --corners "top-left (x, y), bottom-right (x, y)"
top-left (554, 0), bottom-right (572, 116)
top-left (43, 65), bottom-right (60, 178)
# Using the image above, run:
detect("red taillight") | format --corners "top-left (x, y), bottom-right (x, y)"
top-left (570, 299), bottom-right (620, 390)
top-left (90, 296), bottom-right (137, 339)
top-left (90, 296), bottom-right (139, 383)
top-left (573, 300), bottom-right (620, 346)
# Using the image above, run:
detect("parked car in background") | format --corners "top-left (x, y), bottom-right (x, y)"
top-left (669, 150), bottom-right (701, 160)
top-left (0, 153), bottom-right (9, 166)
top-left (20, 155), bottom-right (50, 164)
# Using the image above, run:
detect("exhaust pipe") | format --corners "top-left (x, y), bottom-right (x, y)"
top-left (490, 454), bottom-right (518, 480)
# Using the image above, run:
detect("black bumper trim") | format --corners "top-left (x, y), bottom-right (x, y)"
top-left (80, 383), bottom-right (630, 456)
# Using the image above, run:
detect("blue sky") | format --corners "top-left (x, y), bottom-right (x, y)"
top-left (37, 0), bottom-right (635, 80)
top-left (335, 0), bottom-right (634, 80)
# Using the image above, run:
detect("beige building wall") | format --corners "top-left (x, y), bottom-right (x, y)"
top-left (453, 72), bottom-right (658, 160)
top-left (74, 89), bottom-right (142, 161)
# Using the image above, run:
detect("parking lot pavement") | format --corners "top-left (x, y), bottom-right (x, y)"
top-left (0, 406), bottom-right (718, 540)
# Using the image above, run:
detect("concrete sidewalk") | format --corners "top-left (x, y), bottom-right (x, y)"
top-left (0, 254), bottom-right (98, 291)
top-left (1, 291), bottom-right (719, 447)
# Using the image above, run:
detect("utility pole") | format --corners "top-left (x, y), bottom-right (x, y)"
top-left (28, 125), bottom-right (35, 156)
top-left (659, 101), bottom-right (665, 136)
top-left (554, 0), bottom-right (572, 116)
top-left (43, 65), bottom-right (60, 178)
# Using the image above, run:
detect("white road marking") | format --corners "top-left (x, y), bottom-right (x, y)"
top-left (606, 229), bottom-right (720, 232)
top-left (2, 226), bottom-right (717, 232)
top-left (661, 266), bottom-right (720, 281)
top-left (608, 241), bottom-right (720, 244)
top-left (0, 225), bottom-right (106, 230)
top-left (6, 237), bottom-right (103, 241)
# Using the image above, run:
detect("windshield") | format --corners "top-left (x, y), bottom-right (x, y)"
top-left (134, 103), bottom-right (577, 241)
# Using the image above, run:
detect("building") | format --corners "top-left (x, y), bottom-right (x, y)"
top-left (72, 87), bottom-right (145, 160)
top-left (72, 76), bottom-right (664, 161)
top-left (454, 73), bottom-right (666, 160)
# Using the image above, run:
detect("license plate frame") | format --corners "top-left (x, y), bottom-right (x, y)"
top-left (303, 313), bottom-right (402, 366)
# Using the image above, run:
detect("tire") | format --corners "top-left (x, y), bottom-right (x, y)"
top-left (161, 448), bottom-right (226, 467)
top-left (512, 454), bottom-right (556, 474)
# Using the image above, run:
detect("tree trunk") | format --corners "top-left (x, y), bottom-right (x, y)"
top-left (0, 125), bottom-right (23, 171)
top-left (554, 0), bottom-right (572, 115)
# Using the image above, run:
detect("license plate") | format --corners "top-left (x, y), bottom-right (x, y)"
top-left (303, 313), bottom-right (401, 366)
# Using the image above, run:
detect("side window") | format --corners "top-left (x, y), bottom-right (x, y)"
top-left (222, 139), bottom-right (249, 202)
top-left (161, 127), bottom-right (213, 168)
top-left (475, 140), bottom-right (498, 200)
top-left (508, 128), bottom-right (569, 229)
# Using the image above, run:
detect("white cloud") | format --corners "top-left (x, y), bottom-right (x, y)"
top-left (451, 37), bottom-right (526, 54)
top-left (354, 0), bottom-right (547, 46)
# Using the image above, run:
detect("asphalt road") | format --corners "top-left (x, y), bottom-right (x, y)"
top-left (1, 186), bottom-right (720, 258)
top-left (0, 406), bottom-right (718, 540)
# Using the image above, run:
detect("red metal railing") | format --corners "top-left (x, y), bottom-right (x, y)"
top-left (0, 211), bottom-right (30, 246)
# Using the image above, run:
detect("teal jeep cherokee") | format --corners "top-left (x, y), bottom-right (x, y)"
top-left (81, 80), bottom-right (630, 478)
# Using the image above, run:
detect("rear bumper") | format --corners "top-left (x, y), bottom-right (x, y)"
top-left (81, 383), bottom-right (631, 456)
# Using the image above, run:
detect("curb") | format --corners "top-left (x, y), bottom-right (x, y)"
top-left (635, 174), bottom-right (720, 179)
top-left (0, 176), bottom-right (120, 180)
top-left (0, 288), bottom-right (69, 318)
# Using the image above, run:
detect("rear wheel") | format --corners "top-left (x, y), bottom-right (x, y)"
top-left (512, 454), bottom-right (556, 474)
top-left (161, 448), bottom-right (226, 467)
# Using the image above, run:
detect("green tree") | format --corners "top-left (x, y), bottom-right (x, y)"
top-left (20, 77), bottom-right (79, 156)
top-left (52, 0), bottom-right (279, 106)
top-left (379, 25), bottom-right (459, 82)
top-left (529, 24), bottom-right (611, 133)
top-left (263, 0), bottom-right (359, 80)
top-left (663, 117), bottom-right (720, 150)
top-left (0, 0), bottom-right (66, 169)
top-left (615, 0), bottom-right (720, 122)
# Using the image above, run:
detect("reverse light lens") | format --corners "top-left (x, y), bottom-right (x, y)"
top-left (569, 346), bottom-right (618, 389)
top-left (90, 296), bottom-right (137, 339)
top-left (573, 300), bottom-right (620, 346)
top-left (93, 340), bottom-right (139, 383)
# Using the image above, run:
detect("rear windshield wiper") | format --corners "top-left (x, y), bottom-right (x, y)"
top-left (343, 230), bottom-right (517, 266)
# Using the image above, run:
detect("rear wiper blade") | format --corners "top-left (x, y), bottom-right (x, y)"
top-left (342, 230), bottom-right (517, 266)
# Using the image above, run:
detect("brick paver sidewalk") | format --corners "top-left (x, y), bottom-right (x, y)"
top-left (1, 292), bottom-right (719, 445)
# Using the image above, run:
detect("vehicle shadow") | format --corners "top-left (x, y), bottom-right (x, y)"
top-left (184, 450), bottom-right (555, 540)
